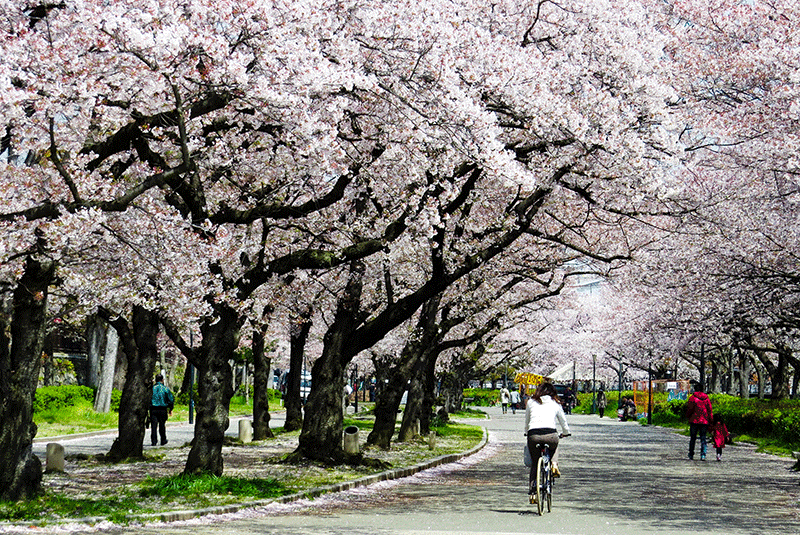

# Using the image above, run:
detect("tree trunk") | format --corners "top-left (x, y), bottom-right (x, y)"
top-left (252, 328), bottom-right (273, 440)
top-left (419, 348), bottom-right (439, 436)
top-left (93, 324), bottom-right (118, 413)
top-left (183, 303), bottom-right (240, 475)
top-left (0, 257), bottom-right (55, 501)
top-left (368, 297), bottom-right (439, 448)
top-left (86, 315), bottom-right (106, 389)
top-left (440, 371), bottom-right (464, 414)
top-left (368, 372), bottom-right (407, 449)
top-left (774, 349), bottom-right (789, 399)
top-left (298, 262), bottom-right (364, 462)
top-left (738, 349), bottom-right (750, 399)
top-left (399, 364), bottom-right (425, 442)
top-left (284, 305), bottom-right (312, 432)
top-left (106, 306), bottom-right (159, 462)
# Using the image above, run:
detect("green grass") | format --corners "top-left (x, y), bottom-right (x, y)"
top-left (0, 494), bottom-right (149, 524)
top-left (35, 402), bottom-right (119, 437)
top-left (452, 408), bottom-right (488, 418)
top-left (432, 420), bottom-right (484, 440)
top-left (139, 473), bottom-right (291, 500)
top-left (35, 394), bottom-right (281, 438)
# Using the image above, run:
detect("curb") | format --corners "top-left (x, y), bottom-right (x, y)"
top-left (8, 425), bottom-right (489, 529)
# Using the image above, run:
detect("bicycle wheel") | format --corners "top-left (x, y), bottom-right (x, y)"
top-left (535, 456), bottom-right (546, 515)
top-left (545, 471), bottom-right (552, 512)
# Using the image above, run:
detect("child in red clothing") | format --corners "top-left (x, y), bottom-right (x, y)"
top-left (710, 414), bottom-right (730, 461)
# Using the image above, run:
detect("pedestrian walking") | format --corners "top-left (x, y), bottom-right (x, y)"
top-left (524, 382), bottom-right (570, 503)
top-left (150, 374), bottom-right (174, 446)
top-left (510, 388), bottom-right (521, 414)
top-left (710, 413), bottom-right (730, 461)
top-left (500, 386), bottom-right (510, 414)
top-left (686, 382), bottom-right (713, 460)
top-left (596, 388), bottom-right (607, 418)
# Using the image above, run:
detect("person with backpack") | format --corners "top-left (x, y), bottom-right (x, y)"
top-left (150, 374), bottom-right (175, 446)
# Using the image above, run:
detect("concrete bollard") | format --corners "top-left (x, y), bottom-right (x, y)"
top-left (428, 430), bottom-right (437, 450)
top-left (239, 419), bottom-right (253, 443)
top-left (343, 425), bottom-right (360, 455)
top-left (45, 443), bottom-right (65, 473)
top-left (414, 418), bottom-right (420, 437)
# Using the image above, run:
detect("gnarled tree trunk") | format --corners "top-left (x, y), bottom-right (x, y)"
top-left (370, 297), bottom-right (440, 448)
top-left (298, 262), bottom-right (364, 462)
top-left (183, 303), bottom-right (240, 475)
top-left (0, 257), bottom-right (55, 501)
top-left (105, 305), bottom-right (159, 462)
top-left (398, 363), bottom-right (425, 442)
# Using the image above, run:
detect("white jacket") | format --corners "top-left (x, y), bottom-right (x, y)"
top-left (524, 395), bottom-right (570, 435)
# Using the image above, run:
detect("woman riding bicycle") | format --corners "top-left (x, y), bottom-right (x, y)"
top-left (525, 382), bottom-right (571, 498)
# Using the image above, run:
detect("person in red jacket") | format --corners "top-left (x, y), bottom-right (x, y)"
top-left (686, 382), bottom-right (713, 460)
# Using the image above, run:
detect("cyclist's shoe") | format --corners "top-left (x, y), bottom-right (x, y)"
top-left (552, 463), bottom-right (561, 478)
top-left (529, 494), bottom-right (537, 504)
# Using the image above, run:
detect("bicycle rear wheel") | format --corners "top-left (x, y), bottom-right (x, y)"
top-left (545, 473), bottom-right (552, 512)
top-left (535, 457), bottom-right (546, 515)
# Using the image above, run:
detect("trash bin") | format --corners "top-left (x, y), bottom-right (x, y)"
top-left (343, 425), bottom-right (359, 455)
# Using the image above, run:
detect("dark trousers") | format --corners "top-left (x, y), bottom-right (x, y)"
top-left (526, 432), bottom-right (559, 494)
top-left (689, 423), bottom-right (708, 458)
top-left (150, 406), bottom-right (169, 445)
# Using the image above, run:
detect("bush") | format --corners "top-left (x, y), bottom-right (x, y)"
top-left (110, 389), bottom-right (122, 412)
top-left (33, 385), bottom-right (94, 413)
top-left (462, 388), bottom-right (499, 407)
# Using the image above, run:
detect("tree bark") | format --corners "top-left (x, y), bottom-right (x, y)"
top-left (105, 305), bottom-right (159, 462)
top-left (183, 303), bottom-right (240, 475)
top-left (0, 257), bottom-right (55, 501)
top-left (398, 363), bottom-right (425, 442)
top-left (284, 305), bottom-right (312, 432)
top-left (298, 262), bottom-right (364, 462)
top-left (86, 315), bottom-right (106, 389)
top-left (368, 296), bottom-right (439, 449)
top-left (93, 324), bottom-right (118, 413)
top-left (419, 347), bottom-right (439, 435)
top-left (252, 328), bottom-right (274, 440)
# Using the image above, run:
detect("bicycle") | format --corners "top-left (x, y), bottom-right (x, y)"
top-left (529, 433), bottom-right (570, 515)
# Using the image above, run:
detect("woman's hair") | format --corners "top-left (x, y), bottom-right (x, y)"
top-left (713, 413), bottom-right (723, 424)
top-left (532, 382), bottom-right (560, 405)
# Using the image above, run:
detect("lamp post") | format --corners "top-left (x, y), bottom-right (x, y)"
top-left (647, 365), bottom-right (653, 425)
top-left (591, 355), bottom-right (597, 414)
top-left (189, 330), bottom-right (194, 425)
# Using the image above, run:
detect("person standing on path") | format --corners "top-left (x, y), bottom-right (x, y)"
top-left (500, 386), bottom-right (510, 414)
top-left (686, 383), bottom-right (713, 460)
top-left (510, 388), bottom-right (521, 414)
top-left (596, 388), bottom-right (607, 418)
top-left (525, 382), bottom-right (570, 502)
top-left (150, 374), bottom-right (174, 446)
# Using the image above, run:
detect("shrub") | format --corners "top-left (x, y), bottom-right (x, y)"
top-left (33, 385), bottom-right (94, 413)
top-left (110, 389), bottom-right (122, 412)
top-left (462, 388), bottom-right (498, 407)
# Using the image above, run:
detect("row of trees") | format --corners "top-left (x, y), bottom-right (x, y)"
top-left (534, 1), bottom-right (800, 399)
top-left (1, 0), bottom-right (797, 501)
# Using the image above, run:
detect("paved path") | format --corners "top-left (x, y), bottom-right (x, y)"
top-left (29, 408), bottom-right (800, 534)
